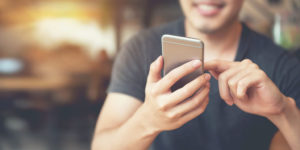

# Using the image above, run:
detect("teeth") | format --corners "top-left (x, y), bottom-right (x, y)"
top-left (198, 4), bottom-right (218, 11)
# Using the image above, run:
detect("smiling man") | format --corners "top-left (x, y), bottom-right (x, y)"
top-left (92, 0), bottom-right (300, 150)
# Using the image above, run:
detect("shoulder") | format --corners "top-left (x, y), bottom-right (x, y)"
top-left (244, 25), bottom-right (300, 79)
top-left (244, 25), bottom-right (299, 69)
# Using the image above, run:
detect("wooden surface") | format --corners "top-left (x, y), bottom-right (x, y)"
top-left (0, 76), bottom-right (71, 91)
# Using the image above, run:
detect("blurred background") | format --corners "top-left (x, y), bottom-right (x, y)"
top-left (0, 0), bottom-right (299, 150)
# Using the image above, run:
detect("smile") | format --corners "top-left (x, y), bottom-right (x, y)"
top-left (193, 2), bottom-right (225, 17)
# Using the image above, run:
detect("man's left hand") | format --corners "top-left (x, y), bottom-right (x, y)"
top-left (205, 59), bottom-right (288, 117)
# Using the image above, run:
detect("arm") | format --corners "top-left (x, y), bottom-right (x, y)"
top-left (92, 56), bottom-right (211, 150)
top-left (270, 131), bottom-right (291, 150)
top-left (268, 97), bottom-right (300, 150)
top-left (205, 59), bottom-right (300, 150)
top-left (91, 93), bottom-right (157, 150)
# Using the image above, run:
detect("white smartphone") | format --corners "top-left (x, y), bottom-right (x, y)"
top-left (162, 34), bottom-right (204, 91)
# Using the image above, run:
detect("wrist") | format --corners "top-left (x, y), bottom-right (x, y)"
top-left (135, 105), bottom-right (161, 138)
top-left (267, 97), bottom-right (300, 150)
top-left (267, 96), bottom-right (297, 128)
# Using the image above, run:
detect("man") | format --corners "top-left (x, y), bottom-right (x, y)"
top-left (92, 0), bottom-right (300, 149)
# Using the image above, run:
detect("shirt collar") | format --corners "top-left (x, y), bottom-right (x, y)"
top-left (176, 19), bottom-right (250, 61)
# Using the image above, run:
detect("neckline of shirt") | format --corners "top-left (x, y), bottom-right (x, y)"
top-left (175, 18), bottom-right (250, 62)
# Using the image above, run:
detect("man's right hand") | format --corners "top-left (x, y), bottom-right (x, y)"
top-left (138, 56), bottom-right (211, 133)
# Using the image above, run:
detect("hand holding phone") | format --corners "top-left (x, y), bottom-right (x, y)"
top-left (139, 56), bottom-right (210, 132)
top-left (162, 34), bottom-right (204, 91)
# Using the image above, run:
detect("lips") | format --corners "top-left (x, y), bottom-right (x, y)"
top-left (193, 1), bottom-right (225, 17)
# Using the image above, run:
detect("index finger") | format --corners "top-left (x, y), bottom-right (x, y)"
top-left (157, 60), bottom-right (202, 92)
top-left (204, 60), bottom-right (235, 73)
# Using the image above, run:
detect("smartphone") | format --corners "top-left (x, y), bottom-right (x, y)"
top-left (162, 34), bottom-right (204, 92)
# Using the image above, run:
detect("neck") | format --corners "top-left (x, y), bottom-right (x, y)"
top-left (185, 20), bottom-right (242, 55)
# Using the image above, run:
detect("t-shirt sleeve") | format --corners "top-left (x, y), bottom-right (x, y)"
top-left (276, 52), bottom-right (300, 108)
top-left (107, 37), bottom-right (147, 102)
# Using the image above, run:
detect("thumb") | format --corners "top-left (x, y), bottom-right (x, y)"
top-left (147, 56), bottom-right (163, 84)
top-left (208, 70), bottom-right (220, 80)
top-left (205, 60), bottom-right (233, 73)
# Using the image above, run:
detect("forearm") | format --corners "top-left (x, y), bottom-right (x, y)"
top-left (92, 107), bottom-right (159, 150)
top-left (268, 97), bottom-right (300, 150)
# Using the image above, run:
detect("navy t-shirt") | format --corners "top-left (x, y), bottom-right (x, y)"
top-left (107, 19), bottom-right (300, 150)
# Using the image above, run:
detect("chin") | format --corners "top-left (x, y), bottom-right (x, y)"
top-left (188, 18), bottom-right (225, 34)
top-left (180, 0), bottom-right (244, 35)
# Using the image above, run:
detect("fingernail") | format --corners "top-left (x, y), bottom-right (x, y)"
top-left (192, 60), bottom-right (201, 67)
top-left (230, 101), bottom-right (234, 106)
top-left (157, 56), bottom-right (162, 61)
top-left (156, 56), bottom-right (161, 65)
top-left (205, 74), bottom-right (211, 80)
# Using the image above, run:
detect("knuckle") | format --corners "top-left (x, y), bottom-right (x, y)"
top-left (219, 74), bottom-right (227, 81)
top-left (250, 63), bottom-right (259, 69)
top-left (257, 70), bottom-right (267, 81)
top-left (180, 87), bottom-right (189, 95)
top-left (157, 101), bottom-right (168, 111)
top-left (238, 80), bottom-right (246, 88)
top-left (242, 59), bottom-right (252, 64)
top-left (166, 112), bottom-right (178, 120)
top-left (165, 74), bottom-right (176, 83)
top-left (228, 79), bottom-right (236, 87)
top-left (150, 88), bottom-right (159, 96)
top-left (194, 98), bottom-right (203, 105)
top-left (257, 70), bottom-right (266, 76)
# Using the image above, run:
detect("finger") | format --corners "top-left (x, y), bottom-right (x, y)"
top-left (180, 96), bottom-right (210, 123)
top-left (206, 59), bottom-right (253, 79)
top-left (216, 59), bottom-right (254, 105)
top-left (232, 94), bottom-right (249, 111)
top-left (167, 83), bottom-right (210, 118)
top-left (147, 56), bottom-right (163, 84)
top-left (172, 85), bottom-right (210, 117)
top-left (204, 60), bottom-right (235, 73)
top-left (236, 71), bottom-right (265, 99)
top-left (167, 73), bottom-right (211, 106)
top-left (158, 60), bottom-right (202, 92)
top-left (170, 87), bottom-right (209, 118)
top-left (218, 66), bottom-right (244, 106)
top-left (207, 70), bottom-right (219, 79)
top-left (227, 69), bottom-right (253, 99)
